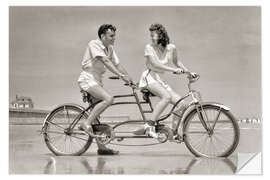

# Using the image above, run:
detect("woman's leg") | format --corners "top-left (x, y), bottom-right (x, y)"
top-left (168, 89), bottom-right (182, 105)
top-left (147, 82), bottom-right (172, 122)
top-left (138, 83), bottom-right (171, 138)
top-left (167, 89), bottom-right (187, 130)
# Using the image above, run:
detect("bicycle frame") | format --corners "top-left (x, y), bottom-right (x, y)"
top-left (66, 75), bottom-right (208, 140)
top-left (42, 73), bottom-right (239, 157)
top-left (66, 87), bottom-right (152, 132)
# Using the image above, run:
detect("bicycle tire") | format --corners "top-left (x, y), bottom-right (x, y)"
top-left (183, 104), bottom-right (240, 158)
top-left (43, 104), bottom-right (93, 156)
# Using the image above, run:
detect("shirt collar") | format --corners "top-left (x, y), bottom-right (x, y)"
top-left (96, 38), bottom-right (106, 49)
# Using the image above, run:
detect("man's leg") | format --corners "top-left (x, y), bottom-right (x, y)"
top-left (83, 85), bottom-right (119, 155)
top-left (85, 85), bottom-right (113, 125)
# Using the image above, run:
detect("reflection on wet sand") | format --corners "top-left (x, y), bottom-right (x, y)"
top-left (43, 155), bottom-right (237, 174)
top-left (44, 157), bottom-right (56, 174)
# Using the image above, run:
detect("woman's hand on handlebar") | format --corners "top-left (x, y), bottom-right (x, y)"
top-left (173, 70), bottom-right (199, 79)
top-left (187, 72), bottom-right (198, 78)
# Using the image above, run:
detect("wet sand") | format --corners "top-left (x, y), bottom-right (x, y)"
top-left (9, 124), bottom-right (261, 174)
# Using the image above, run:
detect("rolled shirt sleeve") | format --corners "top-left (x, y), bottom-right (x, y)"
top-left (144, 44), bottom-right (155, 57)
top-left (89, 41), bottom-right (107, 59)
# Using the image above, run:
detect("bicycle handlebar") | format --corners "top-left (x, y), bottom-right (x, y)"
top-left (109, 71), bottom-right (199, 90)
top-left (188, 73), bottom-right (200, 83)
top-left (109, 76), bottom-right (137, 89)
top-left (109, 76), bottom-right (120, 80)
top-left (173, 71), bottom-right (200, 83)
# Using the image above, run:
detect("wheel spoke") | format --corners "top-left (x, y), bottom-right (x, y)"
top-left (43, 105), bottom-right (92, 155)
top-left (45, 130), bottom-right (65, 135)
top-left (47, 121), bottom-right (65, 130)
top-left (69, 134), bottom-right (89, 142)
top-left (210, 137), bottom-right (218, 156)
top-left (191, 134), bottom-right (207, 149)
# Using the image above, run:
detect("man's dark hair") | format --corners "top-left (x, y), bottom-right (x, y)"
top-left (149, 23), bottom-right (170, 48)
top-left (98, 24), bottom-right (116, 38)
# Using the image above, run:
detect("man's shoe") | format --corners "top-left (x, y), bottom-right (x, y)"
top-left (97, 148), bottom-right (119, 155)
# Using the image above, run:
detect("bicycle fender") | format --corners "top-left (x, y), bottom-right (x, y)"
top-left (182, 102), bottom-right (231, 126)
top-left (41, 103), bottom-right (88, 130)
top-left (187, 102), bottom-right (230, 112)
top-left (202, 102), bottom-right (230, 111)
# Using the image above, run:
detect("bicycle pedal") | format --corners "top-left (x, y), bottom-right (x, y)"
top-left (116, 137), bottom-right (124, 142)
top-left (170, 139), bottom-right (182, 143)
top-left (169, 135), bottom-right (183, 143)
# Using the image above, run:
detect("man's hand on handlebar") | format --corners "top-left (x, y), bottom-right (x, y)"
top-left (119, 74), bottom-right (136, 87)
top-left (119, 74), bottom-right (130, 84)
top-left (173, 68), bottom-right (185, 74)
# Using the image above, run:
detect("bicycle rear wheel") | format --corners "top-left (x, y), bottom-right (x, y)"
top-left (43, 105), bottom-right (93, 156)
top-left (183, 104), bottom-right (240, 158)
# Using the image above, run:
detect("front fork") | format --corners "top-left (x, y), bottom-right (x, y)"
top-left (195, 103), bottom-right (212, 135)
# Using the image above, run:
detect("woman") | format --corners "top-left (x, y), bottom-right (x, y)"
top-left (136, 23), bottom-right (196, 138)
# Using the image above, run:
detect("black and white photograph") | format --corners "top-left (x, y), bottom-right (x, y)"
top-left (8, 5), bottom-right (262, 175)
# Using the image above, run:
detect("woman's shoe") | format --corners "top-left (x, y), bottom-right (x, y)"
top-left (145, 124), bottom-right (159, 139)
top-left (133, 127), bottom-right (146, 135)
top-left (133, 123), bottom-right (159, 138)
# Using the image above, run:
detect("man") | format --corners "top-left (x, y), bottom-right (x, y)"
top-left (78, 24), bottom-right (132, 155)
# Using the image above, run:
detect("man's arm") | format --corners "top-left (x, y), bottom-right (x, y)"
top-left (115, 64), bottom-right (128, 75)
top-left (115, 64), bottom-right (133, 81)
top-left (96, 56), bottom-right (125, 77)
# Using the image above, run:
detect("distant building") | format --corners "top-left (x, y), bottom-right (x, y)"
top-left (10, 95), bottom-right (34, 109)
top-left (239, 117), bottom-right (261, 124)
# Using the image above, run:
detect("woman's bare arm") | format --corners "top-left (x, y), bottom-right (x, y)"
top-left (172, 47), bottom-right (189, 72)
top-left (147, 55), bottom-right (177, 73)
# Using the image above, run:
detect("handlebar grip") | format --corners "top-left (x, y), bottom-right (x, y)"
top-left (109, 76), bottom-right (120, 80)
top-left (173, 71), bottom-right (185, 75)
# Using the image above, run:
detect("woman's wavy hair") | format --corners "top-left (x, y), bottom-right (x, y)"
top-left (149, 23), bottom-right (170, 48)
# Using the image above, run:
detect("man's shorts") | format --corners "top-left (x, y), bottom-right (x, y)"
top-left (78, 71), bottom-right (103, 91)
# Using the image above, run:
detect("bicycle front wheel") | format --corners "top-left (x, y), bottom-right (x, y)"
top-left (43, 105), bottom-right (93, 156)
top-left (183, 104), bottom-right (240, 158)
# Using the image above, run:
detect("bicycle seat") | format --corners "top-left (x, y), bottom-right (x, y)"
top-left (80, 90), bottom-right (96, 103)
top-left (141, 89), bottom-right (156, 96)
top-left (141, 89), bottom-right (155, 102)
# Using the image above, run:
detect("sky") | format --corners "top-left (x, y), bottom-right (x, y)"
top-left (9, 6), bottom-right (261, 119)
